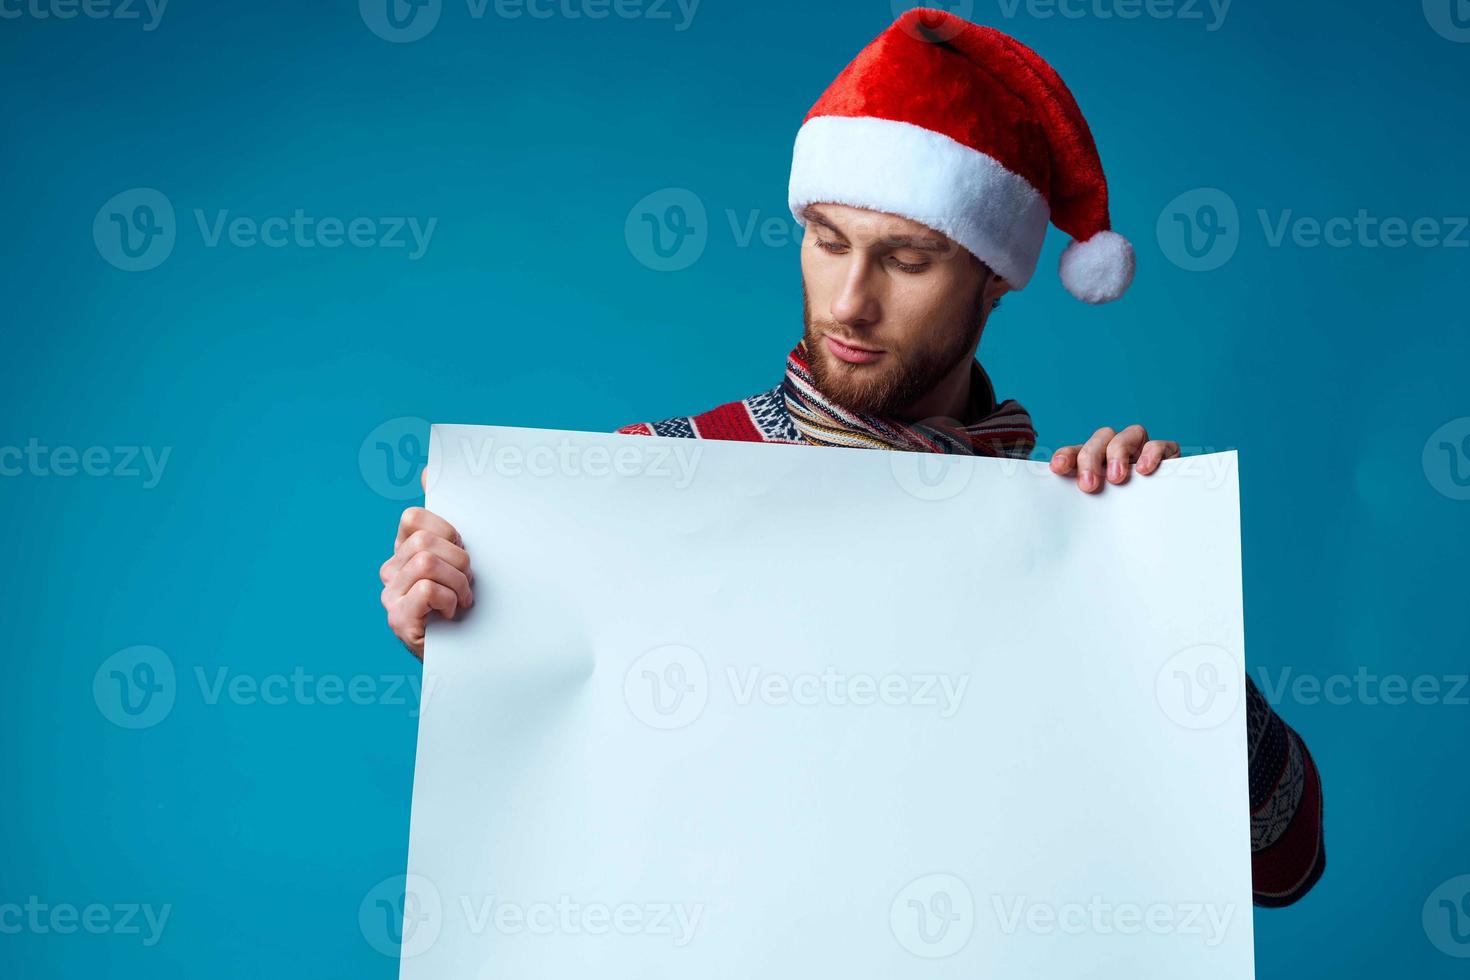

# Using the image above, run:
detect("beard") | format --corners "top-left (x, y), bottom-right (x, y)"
top-left (800, 283), bottom-right (986, 419)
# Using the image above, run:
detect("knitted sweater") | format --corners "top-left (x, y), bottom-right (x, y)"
top-left (619, 386), bottom-right (1327, 908)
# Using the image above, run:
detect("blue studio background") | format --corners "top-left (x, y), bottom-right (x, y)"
top-left (2, 0), bottom-right (1468, 975)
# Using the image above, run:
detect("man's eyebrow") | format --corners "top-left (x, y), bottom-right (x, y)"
top-left (801, 206), bottom-right (947, 251)
top-left (801, 205), bottom-right (844, 236)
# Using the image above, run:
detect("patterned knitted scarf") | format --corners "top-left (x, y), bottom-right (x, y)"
top-left (781, 342), bottom-right (1037, 457)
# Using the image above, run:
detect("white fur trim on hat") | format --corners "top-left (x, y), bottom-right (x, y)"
top-left (788, 114), bottom-right (1051, 290)
top-left (1058, 230), bottom-right (1135, 304)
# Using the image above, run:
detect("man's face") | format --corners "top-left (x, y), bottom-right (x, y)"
top-left (799, 203), bottom-right (1005, 418)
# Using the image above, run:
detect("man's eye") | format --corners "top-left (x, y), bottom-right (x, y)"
top-left (815, 239), bottom-right (848, 254)
top-left (889, 256), bottom-right (929, 273)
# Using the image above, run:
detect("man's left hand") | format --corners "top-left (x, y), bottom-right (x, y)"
top-left (1049, 425), bottom-right (1181, 494)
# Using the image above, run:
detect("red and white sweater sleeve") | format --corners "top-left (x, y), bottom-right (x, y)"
top-left (1245, 676), bottom-right (1326, 906)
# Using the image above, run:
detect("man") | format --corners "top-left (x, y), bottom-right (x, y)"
top-left (379, 7), bottom-right (1324, 908)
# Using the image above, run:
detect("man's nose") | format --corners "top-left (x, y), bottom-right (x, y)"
top-left (830, 254), bottom-right (881, 328)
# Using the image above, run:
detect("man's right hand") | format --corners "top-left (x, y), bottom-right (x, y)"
top-left (381, 507), bottom-right (474, 659)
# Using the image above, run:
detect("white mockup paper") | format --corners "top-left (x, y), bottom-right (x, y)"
top-left (403, 423), bottom-right (1254, 979)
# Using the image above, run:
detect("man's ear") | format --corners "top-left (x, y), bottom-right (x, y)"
top-left (983, 271), bottom-right (1011, 304)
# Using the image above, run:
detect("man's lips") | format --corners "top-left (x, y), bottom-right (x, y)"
top-left (824, 334), bottom-right (885, 365)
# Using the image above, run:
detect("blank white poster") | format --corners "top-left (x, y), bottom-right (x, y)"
top-left (401, 423), bottom-right (1254, 980)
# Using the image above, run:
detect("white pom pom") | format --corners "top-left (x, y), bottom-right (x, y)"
top-left (1059, 230), bottom-right (1135, 304)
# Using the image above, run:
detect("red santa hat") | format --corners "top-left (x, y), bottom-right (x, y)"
top-left (788, 8), bottom-right (1134, 304)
